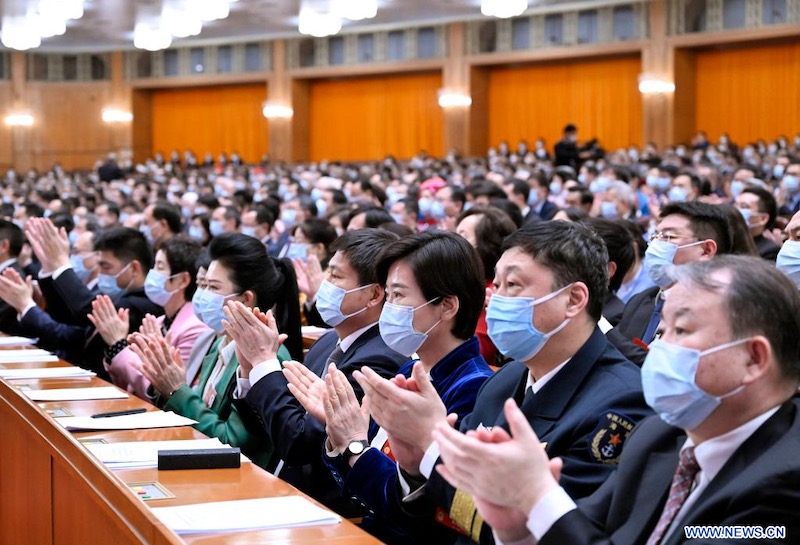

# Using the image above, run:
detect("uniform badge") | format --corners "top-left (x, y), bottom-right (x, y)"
top-left (590, 411), bottom-right (635, 464)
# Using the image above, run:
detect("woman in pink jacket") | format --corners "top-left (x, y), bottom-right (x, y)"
top-left (90, 237), bottom-right (211, 400)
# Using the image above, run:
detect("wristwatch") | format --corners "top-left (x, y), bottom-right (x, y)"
top-left (343, 439), bottom-right (370, 463)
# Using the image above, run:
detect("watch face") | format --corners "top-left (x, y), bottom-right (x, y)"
top-left (348, 441), bottom-right (365, 455)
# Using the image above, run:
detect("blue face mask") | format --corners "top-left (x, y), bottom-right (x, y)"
top-left (729, 180), bottom-right (745, 198)
top-left (97, 262), bottom-right (131, 299)
top-left (379, 298), bottom-right (441, 357)
top-left (191, 288), bottom-right (237, 332)
top-left (783, 175), bottom-right (800, 194)
top-left (527, 190), bottom-right (540, 206)
top-left (144, 270), bottom-right (179, 307)
top-left (418, 198), bottom-right (434, 216)
top-left (281, 209), bottom-right (297, 228)
top-left (315, 280), bottom-right (372, 327)
top-left (667, 186), bottom-right (688, 203)
top-left (589, 177), bottom-right (612, 194)
top-left (189, 225), bottom-right (206, 241)
top-left (240, 226), bottom-right (258, 238)
top-left (430, 201), bottom-right (447, 220)
top-left (286, 242), bottom-right (310, 261)
top-left (641, 338), bottom-right (748, 430)
top-left (643, 239), bottom-right (703, 289)
top-left (600, 201), bottom-right (619, 219)
top-left (776, 240), bottom-right (800, 287)
top-left (486, 285), bottom-right (572, 362)
top-left (310, 188), bottom-right (324, 201)
top-left (737, 207), bottom-right (753, 226)
top-left (140, 224), bottom-right (154, 245)
top-left (70, 254), bottom-right (95, 285)
top-left (209, 220), bottom-right (224, 237)
top-left (316, 198), bottom-right (328, 217)
top-left (68, 230), bottom-right (79, 247)
top-left (391, 213), bottom-right (405, 225)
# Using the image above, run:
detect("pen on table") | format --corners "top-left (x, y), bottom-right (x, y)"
top-left (91, 408), bottom-right (147, 419)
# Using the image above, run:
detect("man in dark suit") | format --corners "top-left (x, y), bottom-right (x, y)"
top-left (433, 256), bottom-right (800, 545)
top-left (735, 186), bottom-right (780, 261)
top-left (20, 221), bottom-right (161, 379)
top-left (0, 219), bottom-right (28, 335)
top-left (523, 171), bottom-right (558, 224)
top-left (608, 202), bottom-right (733, 365)
top-left (229, 229), bottom-right (407, 514)
top-left (356, 221), bottom-right (651, 543)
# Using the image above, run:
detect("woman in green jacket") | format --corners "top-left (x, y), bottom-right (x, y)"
top-left (132, 233), bottom-right (300, 470)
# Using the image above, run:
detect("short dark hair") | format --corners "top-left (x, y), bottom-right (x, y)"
top-left (99, 201), bottom-right (120, 219)
top-left (208, 233), bottom-right (302, 360)
top-left (741, 186), bottom-right (777, 230)
top-left (331, 228), bottom-right (400, 286)
top-left (93, 227), bottom-right (153, 270)
top-left (252, 205), bottom-right (275, 228)
top-left (505, 179), bottom-right (530, 201)
top-left (296, 218), bottom-right (338, 266)
top-left (219, 206), bottom-right (241, 229)
top-left (581, 217), bottom-right (635, 293)
top-left (350, 206), bottom-right (393, 228)
top-left (457, 206), bottom-right (517, 282)
top-left (502, 221), bottom-right (609, 321)
top-left (660, 201), bottom-right (733, 255)
top-left (376, 230), bottom-right (485, 340)
top-left (153, 201), bottom-right (183, 235)
top-left (489, 198), bottom-right (523, 227)
top-left (0, 219), bottom-right (23, 257)
top-left (673, 256), bottom-right (800, 382)
top-left (161, 237), bottom-right (202, 300)
top-left (568, 186), bottom-right (594, 206)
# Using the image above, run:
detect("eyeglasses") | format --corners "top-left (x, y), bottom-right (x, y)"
top-left (651, 231), bottom-right (697, 244)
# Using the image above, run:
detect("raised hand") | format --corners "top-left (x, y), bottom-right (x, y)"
top-left (87, 294), bottom-right (130, 346)
top-left (292, 254), bottom-right (324, 299)
top-left (283, 360), bottom-right (327, 423)
top-left (221, 301), bottom-right (287, 374)
top-left (0, 268), bottom-right (35, 313)
top-left (25, 217), bottom-right (71, 274)
top-left (324, 364), bottom-right (370, 455)
top-left (129, 335), bottom-right (186, 397)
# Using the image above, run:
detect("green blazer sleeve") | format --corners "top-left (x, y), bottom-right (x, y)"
top-left (164, 339), bottom-right (291, 470)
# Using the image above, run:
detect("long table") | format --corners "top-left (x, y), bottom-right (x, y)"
top-left (0, 357), bottom-right (381, 545)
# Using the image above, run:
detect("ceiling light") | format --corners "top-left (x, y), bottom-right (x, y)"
top-left (298, 7), bottom-right (341, 37)
top-left (481, 0), bottom-right (528, 18)
top-left (35, 12), bottom-right (67, 38)
top-left (39, 0), bottom-right (84, 21)
top-left (1, 16), bottom-right (41, 50)
top-left (102, 108), bottom-right (134, 123)
top-left (162, 5), bottom-right (202, 38)
top-left (133, 23), bottom-right (172, 51)
top-left (262, 103), bottom-right (293, 119)
top-left (195, 0), bottom-right (231, 22)
top-left (333, 0), bottom-right (378, 21)
top-left (4, 113), bottom-right (35, 127)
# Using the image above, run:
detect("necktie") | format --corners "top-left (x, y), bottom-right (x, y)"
top-left (645, 447), bottom-right (700, 545)
top-left (326, 344), bottom-right (345, 368)
top-left (642, 294), bottom-right (666, 344)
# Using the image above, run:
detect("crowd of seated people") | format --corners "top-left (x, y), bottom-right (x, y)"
top-left (0, 126), bottom-right (798, 543)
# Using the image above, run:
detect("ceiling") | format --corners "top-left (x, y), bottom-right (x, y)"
top-left (0, 0), bottom-right (528, 52)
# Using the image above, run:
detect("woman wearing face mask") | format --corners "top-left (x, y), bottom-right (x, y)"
top-left (131, 233), bottom-right (302, 470)
top-left (286, 230), bottom-right (493, 544)
top-left (91, 238), bottom-right (211, 401)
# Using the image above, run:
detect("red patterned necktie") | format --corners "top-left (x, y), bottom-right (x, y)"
top-left (646, 446), bottom-right (700, 545)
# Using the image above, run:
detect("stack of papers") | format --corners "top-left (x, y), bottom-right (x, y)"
top-left (23, 386), bottom-right (128, 402)
top-left (0, 336), bottom-right (38, 346)
top-left (0, 367), bottom-right (95, 380)
top-left (56, 410), bottom-right (197, 431)
top-left (0, 349), bottom-right (59, 363)
top-left (151, 496), bottom-right (341, 534)
top-left (86, 438), bottom-right (249, 469)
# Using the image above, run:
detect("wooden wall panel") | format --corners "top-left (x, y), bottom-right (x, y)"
top-left (488, 55), bottom-right (643, 152)
top-left (694, 40), bottom-right (800, 144)
top-left (151, 83), bottom-right (269, 164)
top-left (0, 84), bottom-right (13, 171)
top-left (308, 72), bottom-right (444, 161)
top-left (23, 82), bottom-right (118, 170)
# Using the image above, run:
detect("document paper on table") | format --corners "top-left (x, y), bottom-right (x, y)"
top-left (24, 386), bottom-right (128, 401)
top-left (0, 349), bottom-right (59, 363)
top-left (55, 410), bottom-right (197, 431)
top-left (86, 438), bottom-right (249, 469)
top-left (0, 336), bottom-right (38, 346)
top-left (0, 367), bottom-right (96, 380)
top-left (151, 496), bottom-right (341, 534)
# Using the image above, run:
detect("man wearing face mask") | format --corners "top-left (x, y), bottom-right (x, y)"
top-left (234, 229), bottom-right (407, 514)
top-left (523, 171), bottom-right (558, 224)
top-left (735, 187), bottom-right (780, 261)
top-left (354, 221), bottom-right (651, 544)
top-left (431, 256), bottom-right (800, 545)
top-left (778, 161), bottom-right (800, 216)
top-left (139, 201), bottom-right (181, 250)
top-left (776, 208), bottom-right (800, 287)
top-left (607, 202), bottom-right (732, 365)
